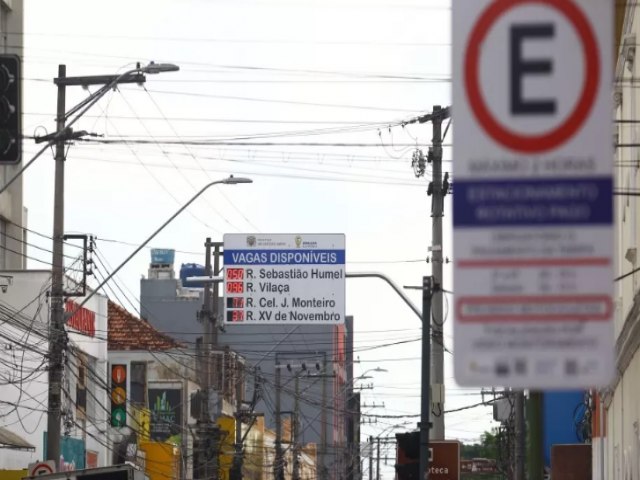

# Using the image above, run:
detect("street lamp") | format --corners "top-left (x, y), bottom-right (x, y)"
top-left (0, 62), bottom-right (182, 196)
top-left (360, 367), bottom-right (388, 376)
top-left (45, 60), bottom-right (182, 464)
top-left (53, 175), bottom-right (252, 464)
top-left (74, 175), bottom-right (252, 312)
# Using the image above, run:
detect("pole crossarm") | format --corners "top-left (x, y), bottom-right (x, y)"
top-left (53, 72), bottom-right (146, 87)
top-left (401, 105), bottom-right (451, 126)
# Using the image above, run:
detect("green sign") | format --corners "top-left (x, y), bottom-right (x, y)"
top-left (149, 387), bottom-right (182, 443)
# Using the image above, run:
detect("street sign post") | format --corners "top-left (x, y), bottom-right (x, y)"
top-left (28, 461), bottom-right (56, 476)
top-left (428, 441), bottom-right (460, 480)
top-left (453, 0), bottom-right (613, 388)
top-left (223, 234), bottom-right (345, 324)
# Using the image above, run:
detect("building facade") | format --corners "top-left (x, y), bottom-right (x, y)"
top-left (0, 270), bottom-right (109, 471)
top-left (0, 0), bottom-right (26, 270)
top-left (108, 300), bottom-right (247, 480)
top-left (139, 248), bottom-right (354, 480)
top-left (140, 250), bottom-right (202, 344)
top-left (108, 300), bottom-right (204, 480)
top-left (600, 1), bottom-right (640, 478)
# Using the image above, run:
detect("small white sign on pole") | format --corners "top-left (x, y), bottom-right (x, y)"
top-left (223, 234), bottom-right (345, 325)
top-left (452, 0), bottom-right (613, 388)
top-left (28, 460), bottom-right (56, 476)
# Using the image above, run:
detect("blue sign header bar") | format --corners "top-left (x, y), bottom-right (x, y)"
top-left (453, 177), bottom-right (613, 227)
top-left (224, 249), bottom-right (345, 265)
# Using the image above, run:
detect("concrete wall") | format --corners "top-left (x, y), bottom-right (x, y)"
top-left (140, 278), bottom-right (202, 344)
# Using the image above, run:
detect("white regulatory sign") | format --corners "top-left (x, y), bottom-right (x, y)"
top-left (452, 0), bottom-right (613, 388)
top-left (223, 234), bottom-right (345, 324)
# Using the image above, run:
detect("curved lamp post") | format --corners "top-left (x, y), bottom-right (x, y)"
top-left (74, 175), bottom-right (252, 312)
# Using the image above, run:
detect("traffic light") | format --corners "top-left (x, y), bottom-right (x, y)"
top-left (395, 432), bottom-right (420, 480)
top-left (111, 364), bottom-right (127, 427)
top-left (0, 55), bottom-right (20, 164)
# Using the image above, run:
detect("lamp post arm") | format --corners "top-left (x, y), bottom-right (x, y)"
top-left (73, 178), bottom-right (225, 313)
top-left (346, 272), bottom-right (422, 322)
top-left (65, 69), bottom-right (142, 128)
top-left (65, 81), bottom-right (117, 124)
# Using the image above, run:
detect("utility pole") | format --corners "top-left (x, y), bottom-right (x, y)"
top-left (405, 106), bottom-right (450, 443)
top-left (368, 437), bottom-right (373, 480)
top-left (232, 372), bottom-right (244, 480)
top-left (212, 243), bottom-right (222, 347)
top-left (428, 105), bottom-right (448, 440)
top-left (47, 65), bottom-right (149, 465)
top-left (420, 276), bottom-right (433, 480)
top-left (195, 239), bottom-right (223, 480)
top-left (320, 356), bottom-right (328, 480)
top-left (376, 437), bottom-right (381, 480)
top-left (195, 238), bottom-right (214, 480)
top-left (527, 392), bottom-right (544, 480)
top-left (274, 359), bottom-right (284, 480)
top-left (515, 391), bottom-right (526, 480)
top-left (46, 64), bottom-right (67, 465)
top-left (292, 374), bottom-right (301, 480)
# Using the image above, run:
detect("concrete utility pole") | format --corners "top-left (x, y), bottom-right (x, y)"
top-left (195, 240), bottom-right (224, 480)
top-left (420, 276), bottom-right (433, 480)
top-left (195, 238), bottom-right (214, 480)
top-left (232, 371), bottom-right (244, 480)
top-left (47, 64), bottom-right (67, 466)
top-left (292, 374), bottom-right (301, 480)
top-left (404, 105), bottom-right (451, 442)
top-left (375, 437), bottom-right (381, 480)
top-left (274, 359), bottom-right (284, 480)
top-left (515, 391), bottom-right (526, 480)
top-left (320, 356), bottom-right (328, 480)
top-left (428, 105), bottom-right (448, 440)
top-left (368, 437), bottom-right (373, 480)
top-left (47, 63), bottom-right (161, 463)
top-left (527, 392), bottom-right (544, 480)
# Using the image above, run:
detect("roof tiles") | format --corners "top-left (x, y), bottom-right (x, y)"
top-left (108, 301), bottom-right (183, 351)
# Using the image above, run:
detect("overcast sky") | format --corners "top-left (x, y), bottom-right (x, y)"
top-left (21, 0), bottom-right (496, 471)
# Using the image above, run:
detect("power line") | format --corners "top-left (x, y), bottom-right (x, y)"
top-left (79, 137), bottom-right (444, 148)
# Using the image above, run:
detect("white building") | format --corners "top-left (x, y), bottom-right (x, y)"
top-left (599, 1), bottom-right (640, 478)
top-left (0, 0), bottom-right (26, 270)
top-left (107, 301), bottom-right (242, 480)
top-left (0, 270), bottom-right (109, 471)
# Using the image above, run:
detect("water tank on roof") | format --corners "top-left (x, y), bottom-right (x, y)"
top-left (180, 263), bottom-right (206, 288)
top-left (151, 248), bottom-right (175, 265)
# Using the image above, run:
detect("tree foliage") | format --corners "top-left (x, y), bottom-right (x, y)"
top-left (462, 429), bottom-right (499, 460)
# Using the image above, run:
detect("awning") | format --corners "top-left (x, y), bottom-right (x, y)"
top-left (0, 426), bottom-right (35, 451)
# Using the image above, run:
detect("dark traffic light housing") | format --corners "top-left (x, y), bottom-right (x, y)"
top-left (396, 431), bottom-right (420, 480)
top-left (0, 55), bottom-right (20, 164)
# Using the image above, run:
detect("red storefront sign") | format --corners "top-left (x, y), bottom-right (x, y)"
top-left (65, 300), bottom-right (96, 337)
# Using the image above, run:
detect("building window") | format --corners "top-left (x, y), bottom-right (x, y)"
top-left (130, 362), bottom-right (147, 406)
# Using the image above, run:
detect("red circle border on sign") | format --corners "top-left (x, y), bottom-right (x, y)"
top-left (32, 463), bottom-right (54, 474)
top-left (464, 0), bottom-right (600, 153)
